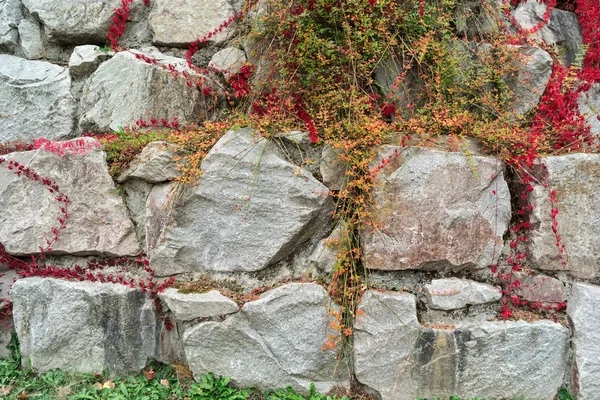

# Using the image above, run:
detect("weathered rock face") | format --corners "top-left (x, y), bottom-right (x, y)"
top-left (17, 18), bottom-right (44, 59)
top-left (452, 321), bottom-right (569, 399)
top-left (454, 0), bottom-right (504, 38)
top-left (354, 291), bottom-right (421, 400)
top-left (0, 0), bottom-right (21, 53)
top-left (424, 278), bottom-right (501, 310)
top-left (159, 289), bottom-right (238, 322)
top-left (145, 182), bottom-right (175, 252)
top-left (11, 277), bottom-right (160, 375)
top-left (0, 138), bottom-right (140, 257)
top-left (354, 290), bottom-right (569, 400)
top-left (79, 49), bottom-right (205, 133)
top-left (21, 0), bottom-right (146, 45)
top-left (183, 283), bottom-right (348, 393)
top-left (361, 146), bottom-right (511, 271)
top-left (568, 283), bottom-right (600, 399)
top-left (149, 0), bottom-right (238, 47)
top-left (0, 54), bottom-right (76, 142)
top-left (122, 178), bottom-right (154, 247)
top-left (528, 154), bottom-right (600, 279)
top-left (513, 0), bottom-right (582, 66)
top-left (578, 83), bottom-right (600, 136)
top-left (209, 47), bottom-right (247, 79)
top-left (150, 128), bottom-right (334, 276)
top-left (511, 271), bottom-right (565, 303)
top-left (117, 141), bottom-right (181, 184)
top-left (507, 45), bottom-right (553, 116)
top-left (68, 45), bottom-right (112, 78)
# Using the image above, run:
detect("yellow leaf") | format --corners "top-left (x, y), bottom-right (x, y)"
top-left (102, 381), bottom-right (116, 390)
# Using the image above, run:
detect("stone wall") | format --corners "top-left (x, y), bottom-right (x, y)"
top-left (1, 1), bottom-right (600, 399)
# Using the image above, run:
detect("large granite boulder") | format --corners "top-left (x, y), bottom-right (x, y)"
top-left (150, 128), bottom-right (334, 276)
top-left (0, 54), bottom-right (76, 142)
top-left (183, 283), bottom-right (348, 393)
top-left (354, 290), bottom-right (569, 400)
top-left (361, 146), bottom-right (511, 271)
top-left (513, 0), bottom-right (582, 66)
top-left (451, 321), bottom-right (568, 399)
top-left (0, 138), bottom-right (140, 257)
top-left (21, 0), bottom-right (146, 45)
top-left (11, 277), bottom-right (160, 375)
top-left (79, 49), bottom-right (205, 133)
top-left (528, 154), bottom-right (600, 278)
top-left (354, 291), bottom-right (421, 400)
top-left (17, 18), bottom-right (45, 60)
top-left (149, 0), bottom-right (238, 47)
top-left (568, 283), bottom-right (600, 399)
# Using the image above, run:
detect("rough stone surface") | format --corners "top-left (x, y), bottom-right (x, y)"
top-left (68, 45), bottom-right (112, 78)
top-left (122, 178), bottom-right (153, 248)
top-left (118, 141), bottom-right (181, 184)
top-left (452, 321), bottom-right (569, 399)
top-left (145, 182), bottom-right (176, 252)
top-left (355, 290), bottom-right (569, 400)
top-left (0, 54), bottom-right (76, 142)
top-left (149, 0), bottom-right (237, 47)
top-left (511, 271), bottom-right (565, 303)
top-left (21, 0), bottom-right (145, 45)
top-left (578, 83), bottom-right (600, 136)
top-left (17, 18), bottom-right (44, 59)
top-left (513, 0), bottom-right (582, 66)
top-left (159, 289), bottom-right (238, 322)
top-left (424, 278), bottom-right (501, 310)
top-left (150, 128), bottom-right (334, 276)
top-left (320, 145), bottom-right (347, 191)
top-left (79, 49), bottom-right (205, 133)
top-left (568, 283), bottom-right (600, 399)
top-left (528, 154), bottom-right (600, 278)
top-left (0, 138), bottom-right (140, 256)
top-left (209, 47), bottom-right (247, 79)
top-left (354, 291), bottom-right (421, 400)
top-left (508, 45), bottom-right (553, 116)
top-left (0, 0), bottom-right (21, 53)
top-left (183, 283), bottom-right (348, 393)
top-left (11, 277), bottom-right (160, 374)
top-left (361, 146), bottom-right (511, 271)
